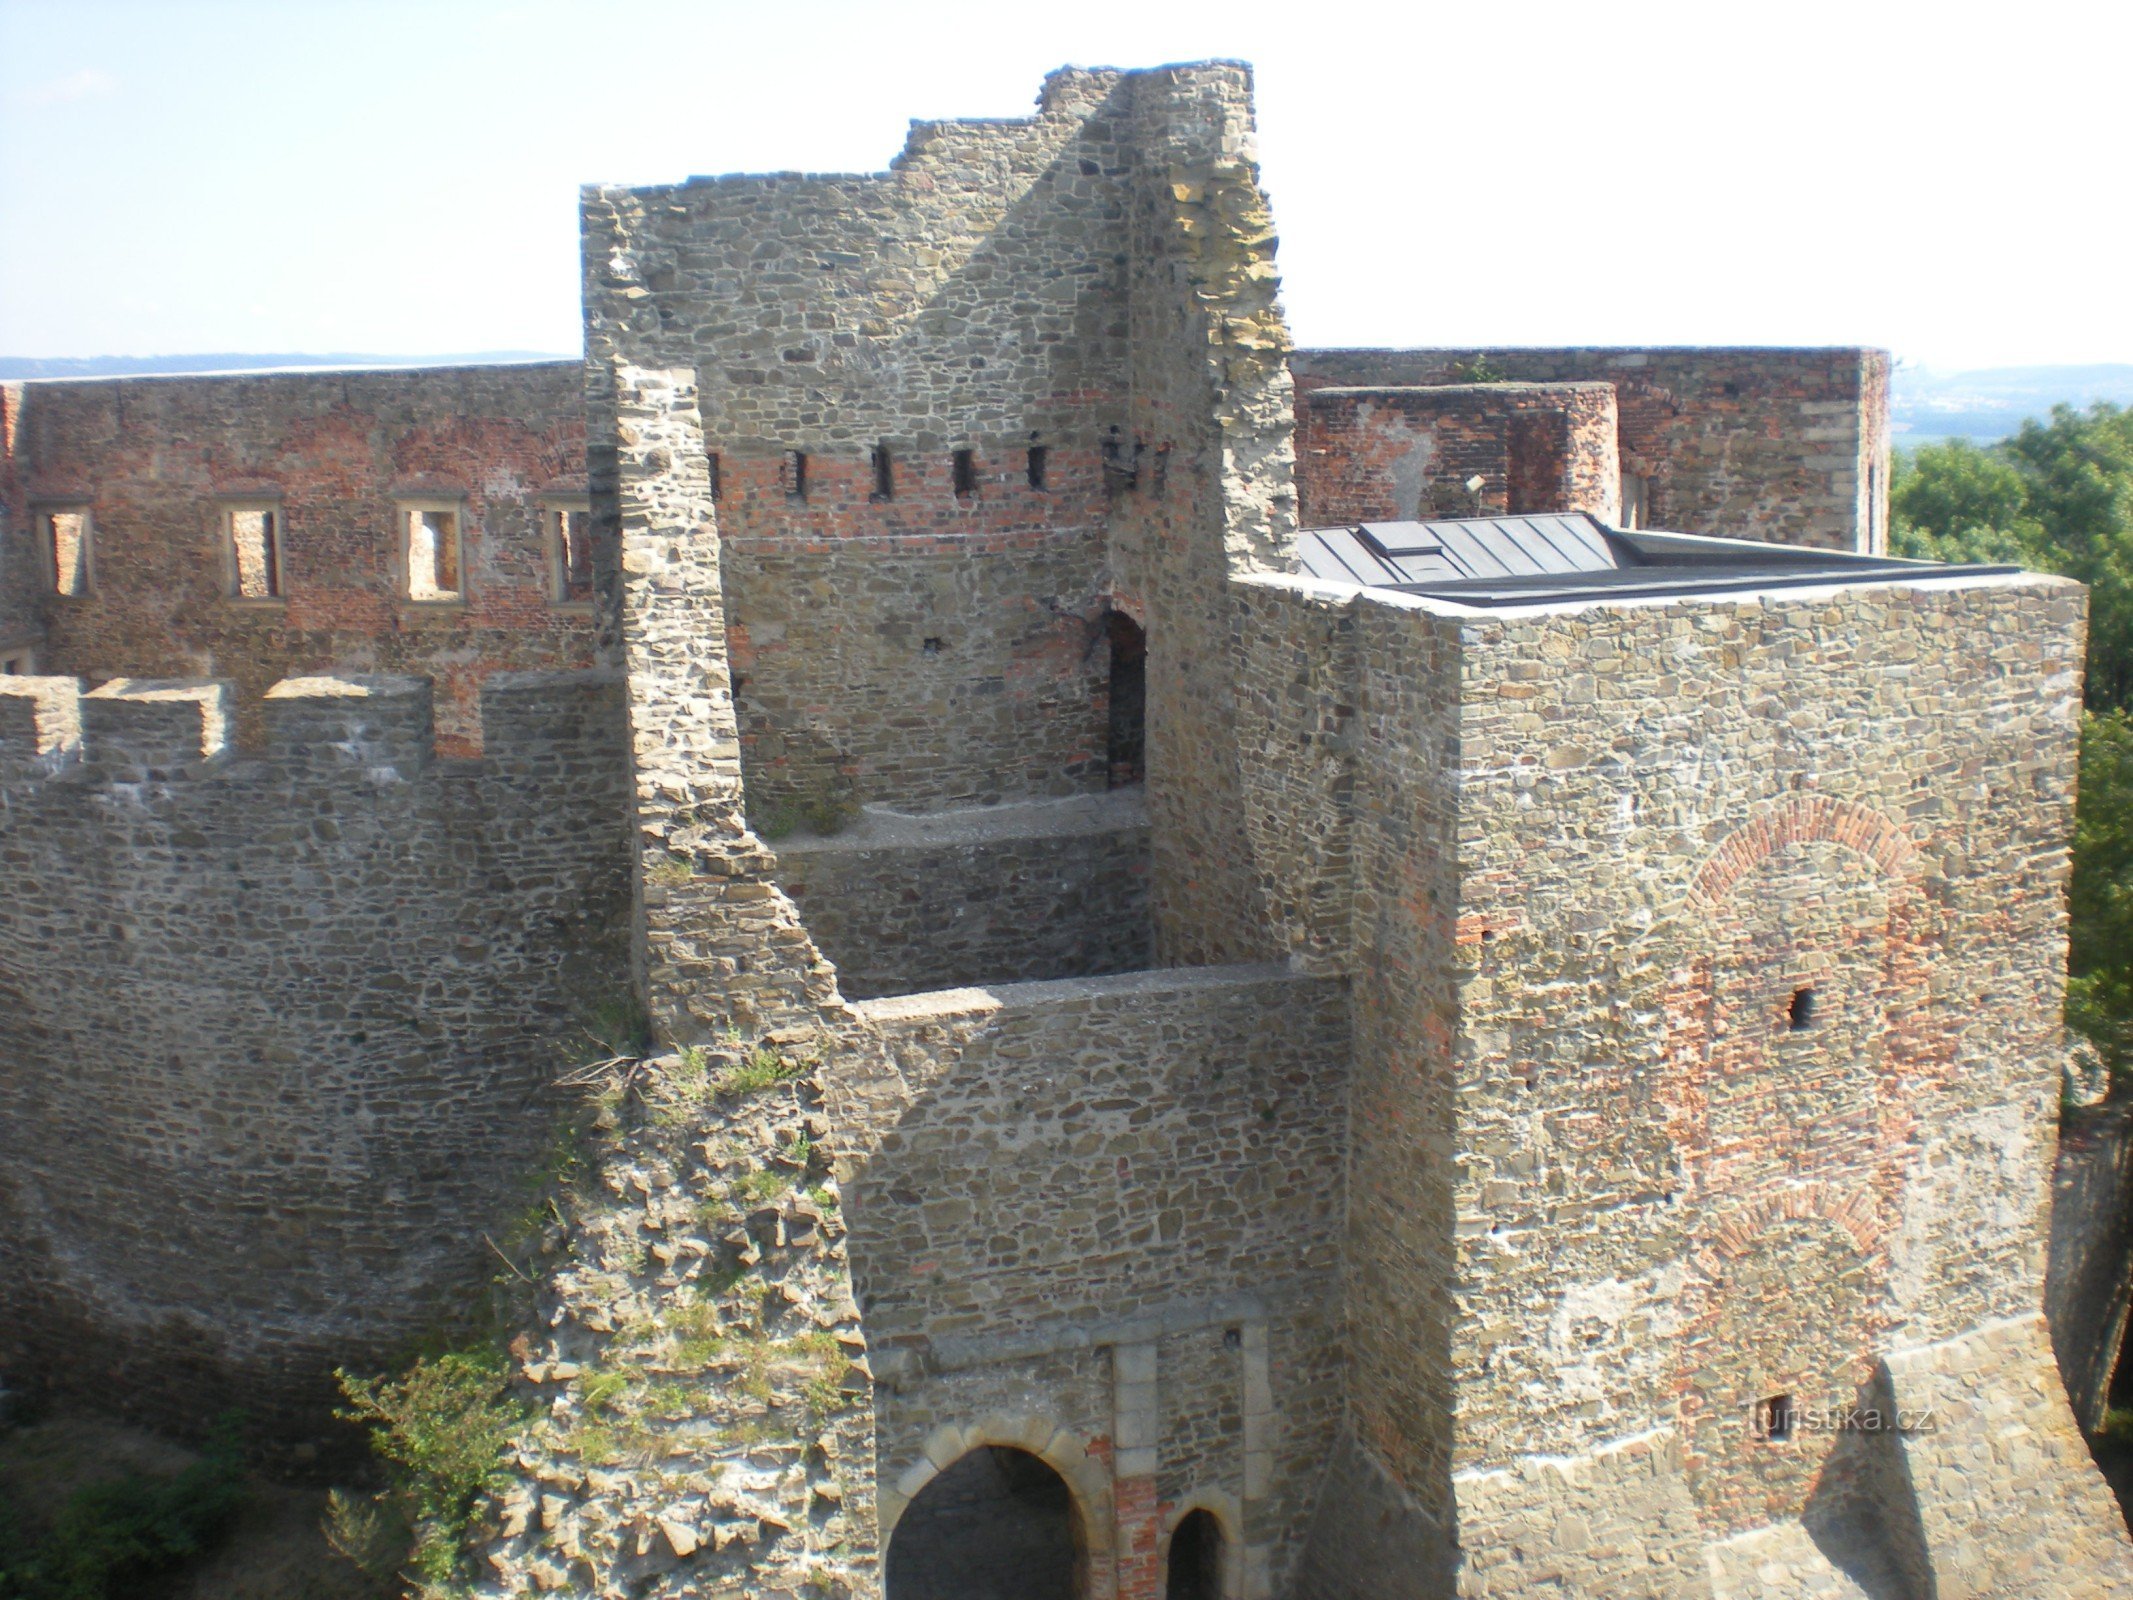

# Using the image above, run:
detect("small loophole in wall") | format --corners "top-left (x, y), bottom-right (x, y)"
top-left (1026, 444), bottom-right (1048, 489)
top-left (1151, 442), bottom-right (1171, 496)
top-left (1789, 987), bottom-right (1817, 1031)
top-left (784, 450), bottom-right (808, 502)
top-left (952, 448), bottom-right (977, 497)
top-left (872, 444), bottom-right (894, 501)
top-left (1757, 1394), bottom-right (1795, 1441)
top-left (922, 637), bottom-right (944, 655)
top-left (707, 450), bottom-right (723, 502)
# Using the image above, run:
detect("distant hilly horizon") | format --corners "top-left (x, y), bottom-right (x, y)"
top-left (6, 351), bottom-right (2133, 448)
top-left (0, 351), bottom-right (574, 380)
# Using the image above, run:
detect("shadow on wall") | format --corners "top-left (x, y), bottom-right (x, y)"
top-left (885, 1445), bottom-right (1083, 1600)
top-left (1799, 1364), bottom-right (1935, 1600)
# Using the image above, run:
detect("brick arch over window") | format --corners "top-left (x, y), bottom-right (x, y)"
top-left (1686, 794), bottom-right (1920, 915)
top-left (880, 1414), bottom-right (1118, 1600)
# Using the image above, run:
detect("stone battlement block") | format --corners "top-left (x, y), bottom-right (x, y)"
top-left (82, 679), bottom-right (232, 773)
top-left (263, 675), bottom-right (434, 773)
top-left (0, 676), bottom-right (84, 764)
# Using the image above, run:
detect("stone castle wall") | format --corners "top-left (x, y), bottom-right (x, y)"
top-left (0, 364), bottom-right (593, 754)
top-left (848, 964), bottom-right (1351, 1600)
top-left (1291, 347), bottom-right (1889, 551)
top-left (771, 792), bottom-right (1151, 999)
top-left (0, 669), bottom-right (629, 1441)
top-left (1294, 383), bottom-right (1619, 528)
top-left (581, 69), bottom-right (1137, 819)
top-left (1108, 63), bottom-right (1298, 970)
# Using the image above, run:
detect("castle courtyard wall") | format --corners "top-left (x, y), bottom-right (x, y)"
top-left (0, 669), bottom-right (629, 1442)
top-left (770, 791), bottom-right (1150, 998)
top-left (1291, 348), bottom-right (1889, 552)
top-left (1293, 383), bottom-right (1619, 527)
top-left (848, 964), bottom-right (1351, 1600)
top-left (0, 364), bottom-right (594, 754)
top-left (580, 70), bottom-right (1138, 819)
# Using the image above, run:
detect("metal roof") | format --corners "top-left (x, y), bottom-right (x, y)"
top-left (1292, 513), bottom-right (2020, 606)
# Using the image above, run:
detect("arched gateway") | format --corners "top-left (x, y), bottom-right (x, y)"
top-left (885, 1444), bottom-right (1086, 1600)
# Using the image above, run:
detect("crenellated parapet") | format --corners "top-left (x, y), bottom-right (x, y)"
top-left (0, 667), bottom-right (632, 1445)
top-left (0, 669), bottom-right (620, 785)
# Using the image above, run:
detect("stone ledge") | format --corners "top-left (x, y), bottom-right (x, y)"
top-left (770, 788), bottom-right (1147, 855)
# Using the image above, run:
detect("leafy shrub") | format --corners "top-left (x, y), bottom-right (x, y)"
top-left (333, 1351), bottom-right (527, 1589)
top-left (0, 1416), bottom-right (246, 1600)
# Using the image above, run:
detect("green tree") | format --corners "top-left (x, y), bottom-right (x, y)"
top-left (2070, 711), bottom-right (2133, 1076)
top-left (1891, 404), bottom-right (2133, 708)
top-left (1891, 405), bottom-right (2133, 1074)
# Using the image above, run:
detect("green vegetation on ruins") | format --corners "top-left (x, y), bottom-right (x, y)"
top-left (324, 1009), bottom-right (855, 1595)
top-left (1894, 401), bottom-right (2133, 1075)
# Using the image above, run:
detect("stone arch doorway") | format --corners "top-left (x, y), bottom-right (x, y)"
top-left (885, 1444), bottom-right (1086, 1600)
top-left (1165, 1506), bottom-right (1225, 1600)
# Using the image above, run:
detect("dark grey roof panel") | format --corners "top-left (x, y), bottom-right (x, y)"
top-left (1293, 514), bottom-right (2021, 606)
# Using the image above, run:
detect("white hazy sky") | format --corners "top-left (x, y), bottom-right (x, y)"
top-left (2, 0), bottom-right (2127, 372)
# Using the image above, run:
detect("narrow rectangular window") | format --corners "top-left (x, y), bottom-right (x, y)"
top-left (871, 444), bottom-right (894, 501)
top-left (547, 502), bottom-right (593, 604)
top-left (226, 505), bottom-right (282, 599)
top-left (784, 450), bottom-right (809, 503)
top-left (1618, 472), bottom-right (1648, 530)
top-left (1757, 1395), bottom-right (1795, 1441)
top-left (42, 508), bottom-right (92, 596)
top-left (1151, 443), bottom-right (1171, 497)
top-left (707, 450), bottom-right (723, 503)
top-left (402, 504), bottom-right (463, 601)
top-left (1026, 444), bottom-right (1048, 490)
top-left (952, 448), bottom-right (976, 497)
top-left (1, 652), bottom-right (30, 674)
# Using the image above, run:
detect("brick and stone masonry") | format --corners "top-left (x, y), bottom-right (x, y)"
top-left (0, 363), bottom-right (593, 753)
top-left (1292, 347), bottom-right (1891, 553)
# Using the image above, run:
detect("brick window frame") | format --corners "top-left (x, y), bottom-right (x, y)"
top-left (394, 495), bottom-right (468, 605)
top-left (541, 494), bottom-right (594, 609)
top-left (216, 496), bottom-right (286, 603)
top-left (33, 502), bottom-right (95, 597)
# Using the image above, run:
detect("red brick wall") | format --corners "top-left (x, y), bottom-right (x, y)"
top-left (1294, 383), bottom-right (1618, 529)
top-left (2, 363), bottom-right (592, 754)
top-left (1293, 347), bottom-right (1890, 551)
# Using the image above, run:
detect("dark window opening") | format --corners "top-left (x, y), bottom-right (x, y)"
top-left (1105, 610), bottom-right (1146, 788)
top-left (1166, 1509), bottom-right (1223, 1600)
top-left (953, 448), bottom-right (977, 497)
top-left (923, 637), bottom-right (945, 655)
top-left (707, 451), bottom-right (723, 502)
top-left (1151, 443), bottom-right (1171, 497)
top-left (1789, 987), bottom-right (1817, 1031)
top-left (885, 1446), bottom-right (1081, 1600)
top-left (1026, 445), bottom-right (1048, 490)
top-left (784, 450), bottom-right (809, 503)
top-left (1758, 1394), bottom-right (1795, 1441)
top-left (872, 444), bottom-right (895, 501)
